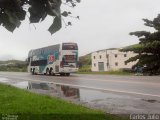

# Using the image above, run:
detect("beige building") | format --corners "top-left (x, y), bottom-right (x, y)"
top-left (91, 48), bottom-right (137, 72)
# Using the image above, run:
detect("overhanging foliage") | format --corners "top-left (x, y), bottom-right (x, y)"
top-left (0, 0), bottom-right (80, 34)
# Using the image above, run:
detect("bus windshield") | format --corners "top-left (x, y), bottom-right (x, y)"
top-left (62, 43), bottom-right (78, 50)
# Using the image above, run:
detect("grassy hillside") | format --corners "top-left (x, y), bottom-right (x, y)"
top-left (0, 60), bottom-right (26, 64)
top-left (0, 60), bottom-right (27, 72)
top-left (78, 54), bottom-right (91, 72)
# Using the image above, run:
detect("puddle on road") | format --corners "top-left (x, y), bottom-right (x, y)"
top-left (0, 78), bottom-right (160, 114)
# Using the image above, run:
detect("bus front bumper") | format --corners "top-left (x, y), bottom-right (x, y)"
top-left (60, 68), bottom-right (78, 73)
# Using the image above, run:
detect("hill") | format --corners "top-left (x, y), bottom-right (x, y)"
top-left (0, 60), bottom-right (26, 64)
top-left (0, 60), bottom-right (27, 72)
top-left (78, 54), bottom-right (91, 72)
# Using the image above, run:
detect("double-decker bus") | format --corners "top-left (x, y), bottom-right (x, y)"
top-left (27, 42), bottom-right (78, 76)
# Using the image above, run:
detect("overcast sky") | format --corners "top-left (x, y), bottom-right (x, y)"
top-left (0, 0), bottom-right (160, 61)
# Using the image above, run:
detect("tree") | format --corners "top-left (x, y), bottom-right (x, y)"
top-left (0, 0), bottom-right (80, 34)
top-left (121, 14), bottom-right (160, 75)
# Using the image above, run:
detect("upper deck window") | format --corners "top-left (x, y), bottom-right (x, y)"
top-left (62, 43), bottom-right (78, 50)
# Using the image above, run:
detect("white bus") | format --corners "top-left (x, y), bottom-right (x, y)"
top-left (27, 42), bottom-right (78, 76)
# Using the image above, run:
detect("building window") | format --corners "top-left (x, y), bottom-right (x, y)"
top-left (106, 54), bottom-right (109, 58)
top-left (99, 55), bottom-right (102, 59)
top-left (124, 62), bottom-right (127, 65)
top-left (115, 62), bottom-right (118, 66)
top-left (115, 54), bottom-right (117, 58)
top-left (124, 54), bottom-right (127, 57)
top-left (94, 63), bottom-right (96, 67)
top-left (93, 56), bottom-right (96, 59)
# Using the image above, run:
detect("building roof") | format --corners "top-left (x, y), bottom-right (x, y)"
top-left (91, 44), bottom-right (138, 54)
top-left (92, 48), bottom-right (118, 53)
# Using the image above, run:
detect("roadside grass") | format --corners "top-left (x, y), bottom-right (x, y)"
top-left (78, 65), bottom-right (134, 76)
top-left (0, 83), bottom-right (128, 120)
top-left (77, 70), bottom-right (134, 76)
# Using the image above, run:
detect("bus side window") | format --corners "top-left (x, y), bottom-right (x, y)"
top-left (41, 50), bottom-right (43, 55)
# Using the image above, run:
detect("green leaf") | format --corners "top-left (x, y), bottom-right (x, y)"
top-left (46, 0), bottom-right (61, 17)
top-left (77, 16), bottom-right (80, 19)
top-left (66, 0), bottom-right (72, 3)
top-left (0, 0), bottom-right (80, 34)
top-left (16, 9), bottom-right (26, 20)
top-left (5, 10), bottom-right (21, 27)
top-left (0, 12), bottom-right (16, 32)
top-left (61, 11), bottom-right (68, 17)
top-left (71, 3), bottom-right (76, 7)
top-left (29, 0), bottom-right (47, 23)
top-left (68, 21), bottom-right (72, 26)
top-left (48, 16), bottom-right (62, 34)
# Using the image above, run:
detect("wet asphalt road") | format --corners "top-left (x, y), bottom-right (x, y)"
top-left (0, 72), bottom-right (160, 114)
top-left (0, 72), bottom-right (160, 97)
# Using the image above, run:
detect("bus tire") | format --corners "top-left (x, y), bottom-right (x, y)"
top-left (60, 73), bottom-right (65, 76)
top-left (46, 68), bottom-right (49, 75)
top-left (66, 73), bottom-right (70, 76)
top-left (52, 72), bottom-right (55, 76)
top-left (30, 68), bottom-right (32, 74)
top-left (32, 68), bottom-right (35, 75)
top-left (49, 68), bottom-right (55, 76)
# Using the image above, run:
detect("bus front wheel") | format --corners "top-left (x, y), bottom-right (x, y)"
top-left (32, 69), bottom-right (35, 75)
top-left (66, 73), bottom-right (70, 76)
top-left (49, 68), bottom-right (55, 76)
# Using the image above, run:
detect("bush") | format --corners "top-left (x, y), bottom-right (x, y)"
top-left (78, 65), bottom-right (91, 72)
